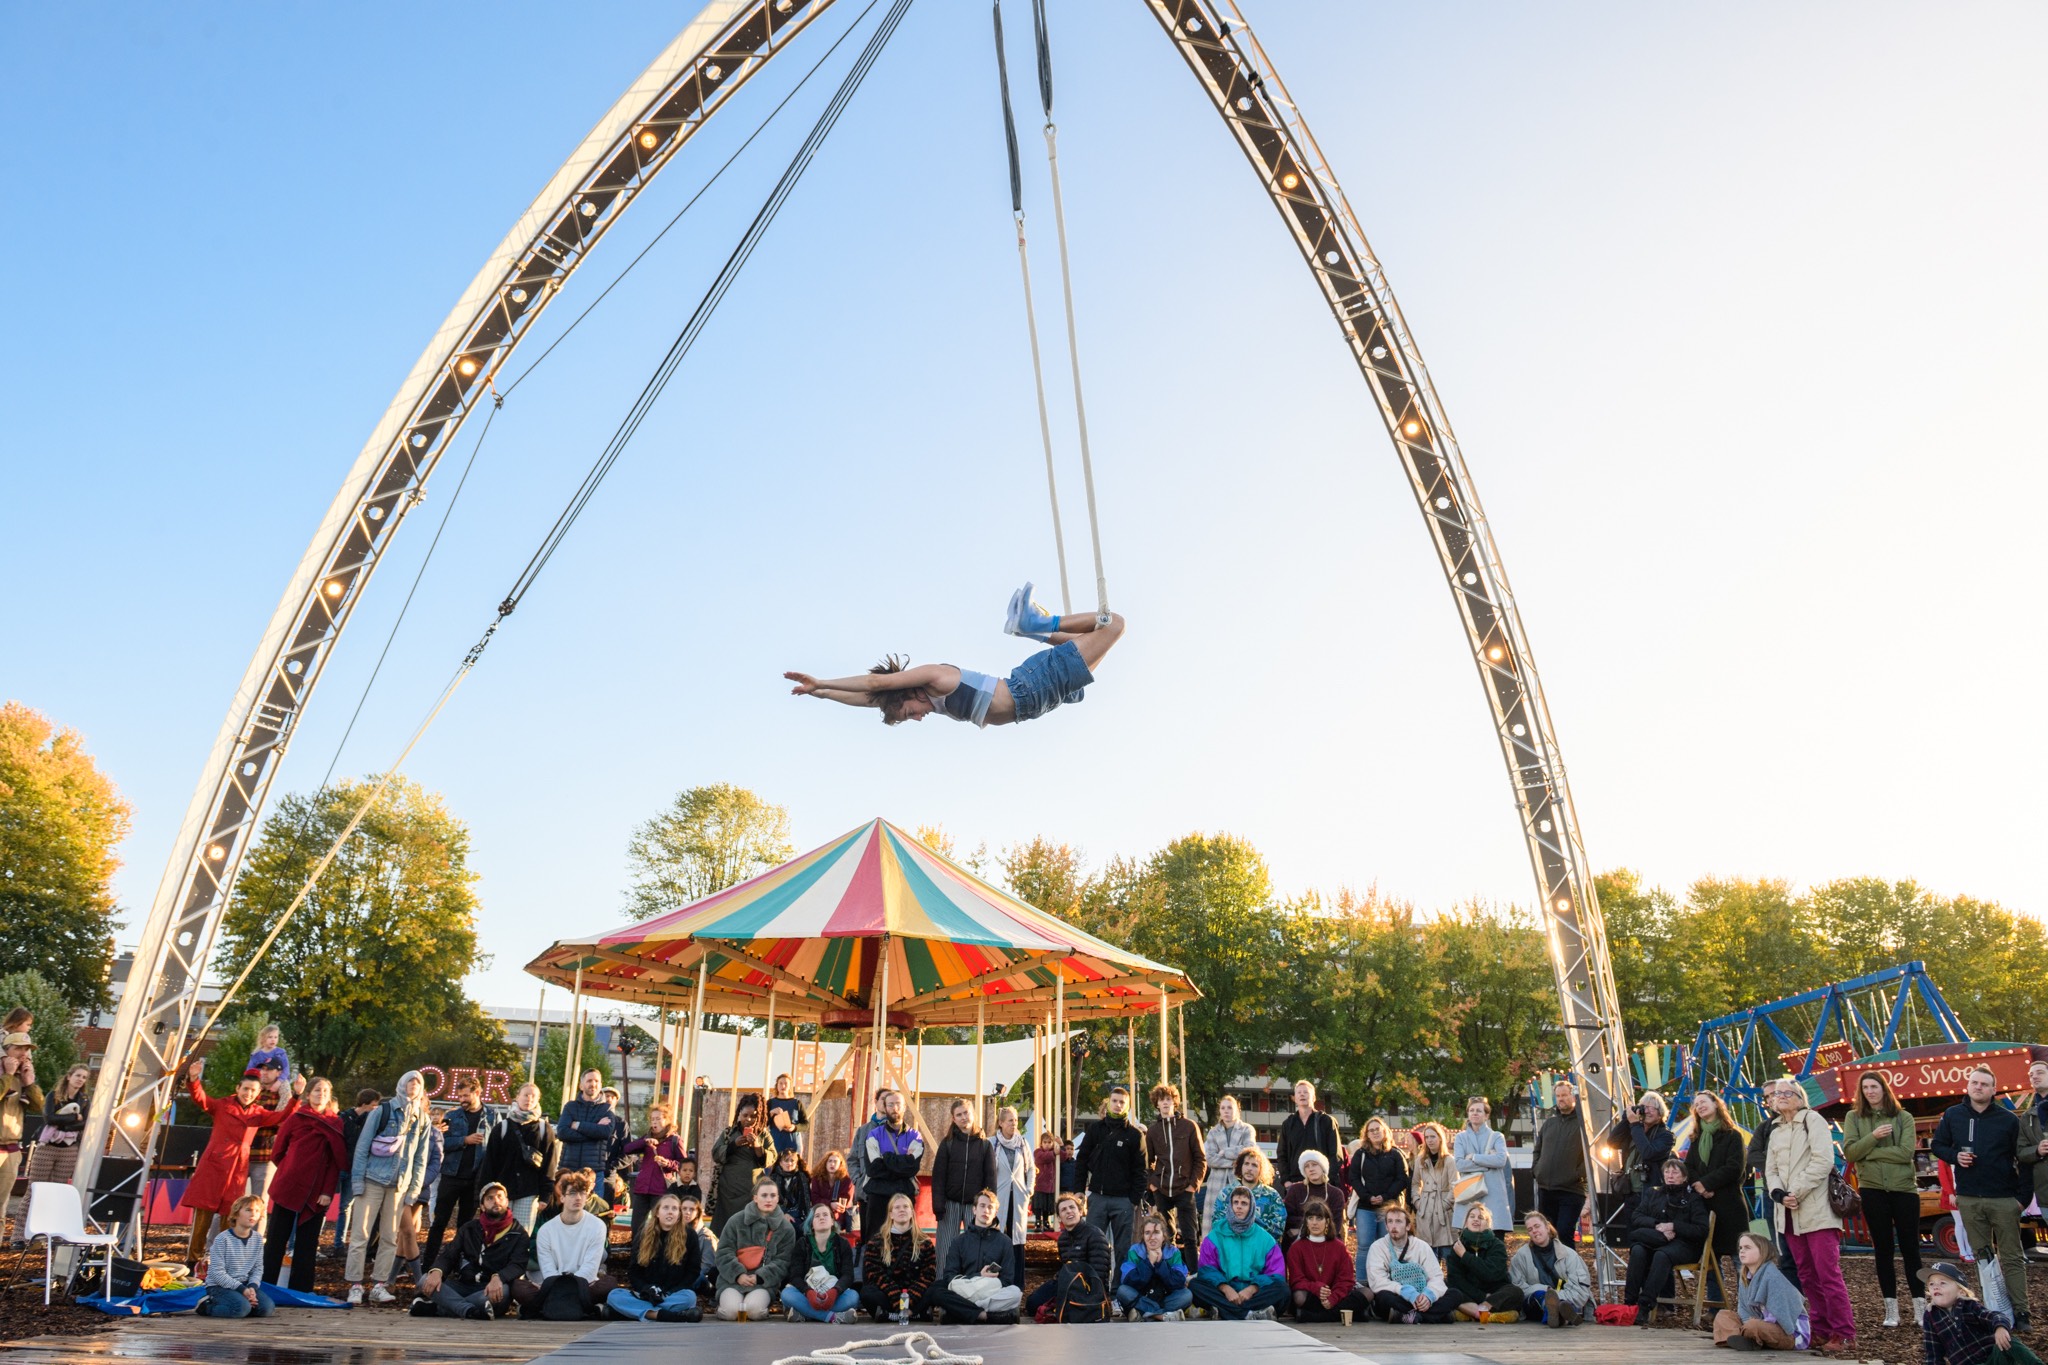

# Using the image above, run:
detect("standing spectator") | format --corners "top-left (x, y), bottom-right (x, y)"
top-left (1079, 1085), bottom-right (1148, 1266)
top-left (1191, 1185), bottom-right (1286, 1321)
top-left (846, 1089), bottom-right (889, 1221)
top-left (714, 1177), bottom-right (797, 1320)
top-left (1031, 1130), bottom-right (1060, 1232)
top-left (1117, 1209), bottom-right (1193, 1321)
top-left (485, 1081), bottom-right (558, 1232)
top-left (1227, 1146), bottom-right (1287, 1243)
top-left (1144, 1083), bottom-right (1206, 1270)
top-left (196, 1195), bottom-right (274, 1318)
top-left (1509, 1210), bottom-right (1591, 1326)
top-left (555, 1070), bottom-right (618, 1186)
top-left (1058, 1139), bottom-right (1079, 1208)
top-left (24, 1063), bottom-right (90, 1191)
top-left (1345, 1115), bottom-right (1409, 1280)
top-left (1932, 1063), bottom-right (2032, 1332)
top-left (425, 1074), bottom-right (497, 1267)
top-left (810, 1148), bottom-right (856, 1233)
top-left (1409, 1121), bottom-right (1459, 1257)
top-left (769, 1146), bottom-right (812, 1227)
top-left (1623, 1157), bottom-right (1710, 1325)
top-left (1282, 1149), bottom-right (1344, 1246)
top-left (1202, 1094), bottom-right (1257, 1235)
top-left (859, 1090), bottom-right (925, 1248)
top-left (512, 1168), bottom-right (617, 1317)
top-left (264, 1076), bottom-right (345, 1292)
top-left (766, 1074), bottom-right (807, 1158)
top-left (1682, 1089), bottom-right (1747, 1302)
top-left (712, 1093), bottom-right (770, 1236)
top-left (620, 1105), bottom-right (688, 1243)
top-left (1275, 1081), bottom-right (1343, 1186)
top-left (1842, 1069), bottom-right (1923, 1328)
top-left (179, 1061), bottom-right (302, 1261)
top-left (781, 1201), bottom-right (860, 1324)
top-left (242, 1057), bottom-right (288, 1199)
top-left (392, 1110), bottom-right (446, 1283)
top-left (1744, 1098), bottom-right (1801, 1290)
top-left (1362, 1203), bottom-right (1454, 1323)
top-left (1531, 1081), bottom-right (1586, 1247)
top-left (1284, 1199), bottom-right (1355, 1323)
top-left (1765, 1077), bottom-right (1855, 1353)
top-left (346, 1070), bottom-right (434, 1306)
top-left (334, 1087), bottom-right (381, 1251)
top-left (1443, 1202), bottom-right (1523, 1322)
top-left (926, 1187), bottom-right (1024, 1324)
top-left (415, 1180), bottom-right (531, 1320)
top-left (931, 1098), bottom-right (996, 1272)
top-left (989, 1106), bottom-right (1033, 1253)
top-left (1711, 1229), bottom-right (1809, 1351)
top-left (245, 1023), bottom-right (292, 1080)
top-left (1605, 1089), bottom-right (1673, 1194)
top-left (1453, 1096), bottom-right (1513, 1231)
top-left (861, 1192), bottom-right (937, 1322)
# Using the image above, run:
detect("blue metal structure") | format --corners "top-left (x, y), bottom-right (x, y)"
top-left (1673, 960), bottom-right (1969, 1120)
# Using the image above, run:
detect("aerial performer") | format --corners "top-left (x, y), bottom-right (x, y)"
top-left (786, 584), bottom-right (1123, 727)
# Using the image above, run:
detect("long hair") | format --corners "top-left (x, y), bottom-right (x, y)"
top-left (1853, 1070), bottom-right (1902, 1120)
top-left (1414, 1120), bottom-right (1452, 1166)
top-left (53, 1065), bottom-right (90, 1105)
top-left (634, 1194), bottom-right (691, 1267)
top-left (880, 1192), bottom-right (921, 1264)
top-left (1356, 1115), bottom-right (1392, 1155)
top-left (870, 655), bottom-right (924, 726)
top-left (1690, 1089), bottom-right (1740, 1135)
top-left (1233, 1146), bottom-right (1273, 1187)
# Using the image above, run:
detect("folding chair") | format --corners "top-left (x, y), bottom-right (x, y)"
top-left (24, 1182), bottom-right (119, 1305)
top-left (1661, 1212), bottom-right (1745, 1328)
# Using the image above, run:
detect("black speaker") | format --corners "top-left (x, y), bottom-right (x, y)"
top-left (90, 1157), bottom-right (145, 1225)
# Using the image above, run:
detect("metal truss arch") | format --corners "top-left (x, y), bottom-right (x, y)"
top-left (81, 0), bottom-right (1632, 1216)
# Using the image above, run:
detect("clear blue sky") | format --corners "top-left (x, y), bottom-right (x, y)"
top-left (5, 2), bottom-right (2043, 1011)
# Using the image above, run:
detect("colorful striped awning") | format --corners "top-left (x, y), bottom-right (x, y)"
top-left (523, 818), bottom-right (1196, 1025)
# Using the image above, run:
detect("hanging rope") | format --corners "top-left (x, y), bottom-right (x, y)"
top-left (993, 0), bottom-right (1071, 613)
top-left (1031, 0), bottom-right (1110, 623)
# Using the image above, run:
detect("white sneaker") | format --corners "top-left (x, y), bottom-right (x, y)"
top-left (368, 1283), bottom-right (398, 1304)
top-left (1914, 1297), bottom-right (1928, 1325)
top-left (1883, 1297), bottom-right (1899, 1328)
top-left (347, 1284), bottom-right (365, 1306)
top-left (1163, 1310), bottom-right (1185, 1322)
top-left (1248, 1307), bottom-right (1275, 1321)
top-left (1126, 1307), bottom-right (1142, 1321)
top-left (833, 1310), bottom-right (859, 1324)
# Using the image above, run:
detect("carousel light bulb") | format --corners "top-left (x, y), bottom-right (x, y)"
top-left (1486, 645), bottom-right (1505, 662)
top-left (122, 1112), bottom-right (145, 1130)
top-left (1402, 419), bottom-right (1422, 437)
top-left (639, 130), bottom-right (659, 150)
top-left (324, 580), bottom-right (345, 598)
top-left (206, 844), bottom-right (225, 861)
top-left (457, 358), bottom-right (479, 376)
top-left (1280, 172), bottom-right (1300, 190)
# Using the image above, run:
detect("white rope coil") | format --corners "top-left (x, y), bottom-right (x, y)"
top-left (770, 1329), bottom-right (987, 1365)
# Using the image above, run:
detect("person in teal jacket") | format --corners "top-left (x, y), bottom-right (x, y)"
top-left (1190, 1187), bottom-right (1286, 1320)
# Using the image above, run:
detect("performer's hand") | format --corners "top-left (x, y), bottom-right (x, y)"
top-left (785, 672), bottom-right (822, 695)
top-left (187, 1061), bottom-right (204, 1084)
top-left (290, 1075), bottom-right (307, 1097)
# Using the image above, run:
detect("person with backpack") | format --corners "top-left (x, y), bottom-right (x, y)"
top-left (512, 1168), bottom-right (617, 1319)
top-left (714, 1177), bottom-right (797, 1320)
top-left (931, 1099), bottom-right (997, 1273)
top-left (485, 1082), bottom-right (559, 1232)
top-left (1117, 1209), bottom-right (1193, 1321)
top-left (925, 1187), bottom-right (1024, 1324)
top-left (861, 1192), bottom-right (937, 1323)
top-left (413, 1181), bottom-right (531, 1320)
top-left (1362, 1204), bottom-right (1455, 1323)
top-left (605, 1190), bottom-right (705, 1322)
top-left (555, 1070), bottom-right (619, 1189)
top-left (781, 1202), bottom-right (861, 1324)
top-left (1023, 1190), bottom-right (1113, 1321)
top-left (1192, 1185), bottom-right (1287, 1320)
top-left (1079, 1086), bottom-right (1148, 1266)
top-left (846, 1090), bottom-right (888, 1223)
top-left (345, 1070), bottom-right (434, 1306)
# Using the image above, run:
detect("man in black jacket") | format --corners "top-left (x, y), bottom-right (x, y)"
top-left (1079, 1086), bottom-right (1147, 1265)
top-left (413, 1182), bottom-right (529, 1319)
top-left (1274, 1080), bottom-right (1343, 1186)
top-left (1145, 1084), bottom-right (1206, 1271)
top-left (426, 1075), bottom-right (499, 1266)
top-left (1931, 1064), bottom-right (2031, 1329)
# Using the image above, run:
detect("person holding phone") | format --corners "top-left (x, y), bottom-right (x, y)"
top-left (924, 1188), bottom-right (1023, 1323)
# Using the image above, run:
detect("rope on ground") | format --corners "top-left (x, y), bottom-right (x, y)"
top-left (993, 0), bottom-right (1071, 613)
top-left (770, 1330), bottom-right (986, 1365)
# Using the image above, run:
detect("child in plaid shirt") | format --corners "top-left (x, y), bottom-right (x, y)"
top-left (1921, 1261), bottom-right (2043, 1365)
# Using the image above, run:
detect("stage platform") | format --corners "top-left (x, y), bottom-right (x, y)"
top-left (0, 1311), bottom-right (1757, 1365)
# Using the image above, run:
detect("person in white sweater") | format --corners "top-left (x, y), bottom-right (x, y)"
top-left (198, 1196), bottom-right (274, 1318)
top-left (1364, 1206), bottom-right (1455, 1323)
top-left (511, 1170), bottom-right (617, 1317)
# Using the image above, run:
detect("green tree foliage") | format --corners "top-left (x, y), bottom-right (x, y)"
top-left (0, 702), bottom-right (131, 1009)
top-left (627, 784), bottom-right (794, 920)
top-left (534, 1023), bottom-right (614, 1116)
top-left (214, 777), bottom-right (492, 1085)
top-left (1283, 889), bottom-right (1452, 1116)
top-left (200, 1012), bottom-right (271, 1098)
top-left (1430, 900), bottom-right (1564, 1126)
top-left (371, 1006), bottom-right (524, 1097)
top-left (0, 968), bottom-right (80, 1085)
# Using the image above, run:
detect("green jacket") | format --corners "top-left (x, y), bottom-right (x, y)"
top-left (1839, 1108), bottom-right (1916, 1194)
top-left (1443, 1228), bottom-right (1511, 1305)
top-left (2014, 1099), bottom-right (2048, 1204)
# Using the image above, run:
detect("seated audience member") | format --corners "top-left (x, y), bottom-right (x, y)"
top-left (414, 1181), bottom-right (530, 1319)
top-left (714, 1176), bottom-right (797, 1321)
top-left (1918, 1259), bottom-right (2044, 1365)
top-left (862, 1192), bottom-right (938, 1322)
top-left (1509, 1210), bottom-right (1590, 1327)
top-left (606, 1190), bottom-right (706, 1323)
top-left (1191, 1186), bottom-right (1286, 1321)
top-left (512, 1169), bottom-right (616, 1318)
top-left (1022, 1191), bottom-right (1112, 1320)
top-left (926, 1188), bottom-right (1024, 1324)
top-left (770, 1145), bottom-right (812, 1226)
top-left (1625, 1157), bottom-right (1710, 1324)
top-left (1282, 1150), bottom-right (1345, 1246)
top-left (810, 1149), bottom-right (856, 1233)
top-left (1364, 1204), bottom-right (1455, 1324)
top-left (1444, 1203), bottom-right (1522, 1322)
top-left (1226, 1146), bottom-right (1288, 1245)
top-left (1117, 1210), bottom-right (1193, 1321)
top-left (197, 1196), bottom-right (274, 1318)
top-left (782, 1202), bottom-right (861, 1323)
top-left (676, 1191), bottom-right (719, 1299)
top-left (1284, 1199), bottom-right (1355, 1323)
top-left (1712, 1230), bottom-right (1809, 1351)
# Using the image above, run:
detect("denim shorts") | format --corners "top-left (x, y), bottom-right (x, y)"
top-left (1005, 640), bottom-right (1093, 723)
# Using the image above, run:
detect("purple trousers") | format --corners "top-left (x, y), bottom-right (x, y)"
top-left (1785, 1226), bottom-right (1853, 1343)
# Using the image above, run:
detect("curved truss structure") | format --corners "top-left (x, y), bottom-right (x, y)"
top-left (81, 0), bottom-right (1630, 1210)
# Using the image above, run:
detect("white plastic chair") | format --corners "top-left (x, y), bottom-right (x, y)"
top-left (24, 1182), bottom-right (119, 1305)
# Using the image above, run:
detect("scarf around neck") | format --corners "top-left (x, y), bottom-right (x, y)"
top-left (1698, 1117), bottom-right (1721, 1165)
top-left (478, 1206), bottom-right (515, 1245)
top-left (1224, 1200), bottom-right (1257, 1236)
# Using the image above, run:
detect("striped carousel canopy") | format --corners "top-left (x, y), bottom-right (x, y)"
top-left (523, 818), bottom-right (1196, 1026)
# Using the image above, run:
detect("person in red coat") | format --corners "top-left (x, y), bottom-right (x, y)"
top-left (1284, 1199), bottom-right (1358, 1323)
top-left (181, 1061), bottom-right (303, 1260)
top-left (263, 1076), bottom-right (345, 1291)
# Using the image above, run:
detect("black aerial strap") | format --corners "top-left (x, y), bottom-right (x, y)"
top-left (992, 0), bottom-right (1023, 214)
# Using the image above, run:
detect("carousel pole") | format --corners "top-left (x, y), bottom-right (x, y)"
top-left (975, 995), bottom-right (986, 1121)
top-left (1055, 973), bottom-right (1068, 1139)
top-left (685, 958), bottom-right (708, 1149)
top-left (1178, 1004), bottom-right (1189, 1113)
top-left (1160, 986), bottom-right (1170, 1091)
top-left (912, 1030), bottom-right (925, 1135)
top-left (727, 1023), bottom-right (744, 1129)
top-left (528, 985), bottom-right (545, 1084)
top-left (760, 987), bottom-right (778, 1097)
top-left (1126, 1016), bottom-right (1137, 1094)
top-left (872, 936), bottom-right (892, 1097)
top-left (561, 963), bottom-right (584, 1107)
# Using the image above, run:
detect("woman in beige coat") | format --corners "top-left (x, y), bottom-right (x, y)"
top-left (1762, 1079), bottom-right (1853, 1352)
